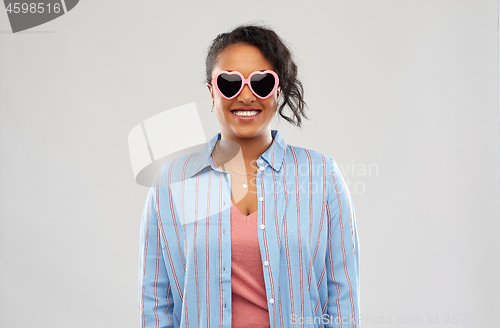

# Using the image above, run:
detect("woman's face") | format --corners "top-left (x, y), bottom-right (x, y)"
top-left (207, 43), bottom-right (280, 140)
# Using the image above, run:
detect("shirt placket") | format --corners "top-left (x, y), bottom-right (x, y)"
top-left (217, 168), bottom-right (232, 328)
top-left (256, 157), bottom-right (278, 328)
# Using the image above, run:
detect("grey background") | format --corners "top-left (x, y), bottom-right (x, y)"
top-left (1, 0), bottom-right (499, 327)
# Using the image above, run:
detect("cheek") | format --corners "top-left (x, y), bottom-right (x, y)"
top-left (264, 95), bottom-right (279, 110)
top-left (214, 97), bottom-right (234, 115)
top-left (213, 94), bottom-right (227, 107)
top-left (217, 98), bottom-right (232, 109)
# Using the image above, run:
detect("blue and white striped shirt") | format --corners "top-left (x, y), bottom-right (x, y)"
top-left (138, 129), bottom-right (360, 328)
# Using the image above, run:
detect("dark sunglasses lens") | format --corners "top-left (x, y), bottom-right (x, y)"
top-left (251, 73), bottom-right (276, 98)
top-left (217, 74), bottom-right (242, 98)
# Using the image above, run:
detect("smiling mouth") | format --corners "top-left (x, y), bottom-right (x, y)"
top-left (230, 109), bottom-right (262, 117)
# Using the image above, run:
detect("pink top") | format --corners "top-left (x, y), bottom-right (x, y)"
top-left (231, 201), bottom-right (270, 328)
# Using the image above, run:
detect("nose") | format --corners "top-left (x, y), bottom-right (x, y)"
top-left (237, 82), bottom-right (255, 103)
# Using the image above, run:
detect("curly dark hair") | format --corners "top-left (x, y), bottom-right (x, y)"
top-left (205, 23), bottom-right (308, 128)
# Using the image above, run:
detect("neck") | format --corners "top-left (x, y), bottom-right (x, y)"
top-left (217, 129), bottom-right (273, 166)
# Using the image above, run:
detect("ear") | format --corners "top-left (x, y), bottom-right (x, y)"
top-left (207, 83), bottom-right (214, 98)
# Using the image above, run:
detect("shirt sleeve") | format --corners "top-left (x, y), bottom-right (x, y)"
top-left (325, 156), bottom-right (360, 328)
top-left (138, 173), bottom-right (177, 328)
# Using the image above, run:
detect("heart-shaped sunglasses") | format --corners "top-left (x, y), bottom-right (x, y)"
top-left (211, 70), bottom-right (280, 100)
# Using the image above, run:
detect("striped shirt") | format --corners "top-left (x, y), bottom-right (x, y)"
top-left (138, 129), bottom-right (360, 328)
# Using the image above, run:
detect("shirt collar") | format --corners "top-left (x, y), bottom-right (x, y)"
top-left (188, 129), bottom-right (287, 178)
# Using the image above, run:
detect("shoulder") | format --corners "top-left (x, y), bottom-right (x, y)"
top-left (284, 144), bottom-right (338, 174)
top-left (153, 148), bottom-right (206, 187)
top-left (282, 144), bottom-right (349, 200)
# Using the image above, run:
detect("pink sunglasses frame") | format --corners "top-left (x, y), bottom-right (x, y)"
top-left (211, 70), bottom-right (280, 100)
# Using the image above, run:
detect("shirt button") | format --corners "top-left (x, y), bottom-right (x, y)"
top-left (269, 298), bottom-right (274, 304)
top-left (260, 224), bottom-right (265, 230)
top-left (259, 165), bottom-right (265, 171)
top-left (259, 197), bottom-right (264, 202)
top-left (264, 260), bottom-right (269, 266)
top-left (258, 159), bottom-right (263, 164)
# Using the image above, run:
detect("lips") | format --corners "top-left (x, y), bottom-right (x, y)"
top-left (230, 108), bottom-right (262, 121)
top-left (230, 107), bottom-right (262, 113)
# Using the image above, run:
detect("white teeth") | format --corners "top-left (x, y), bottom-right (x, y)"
top-left (232, 110), bottom-right (260, 117)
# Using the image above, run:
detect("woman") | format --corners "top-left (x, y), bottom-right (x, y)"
top-left (139, 24), bottom-right (360, 328)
